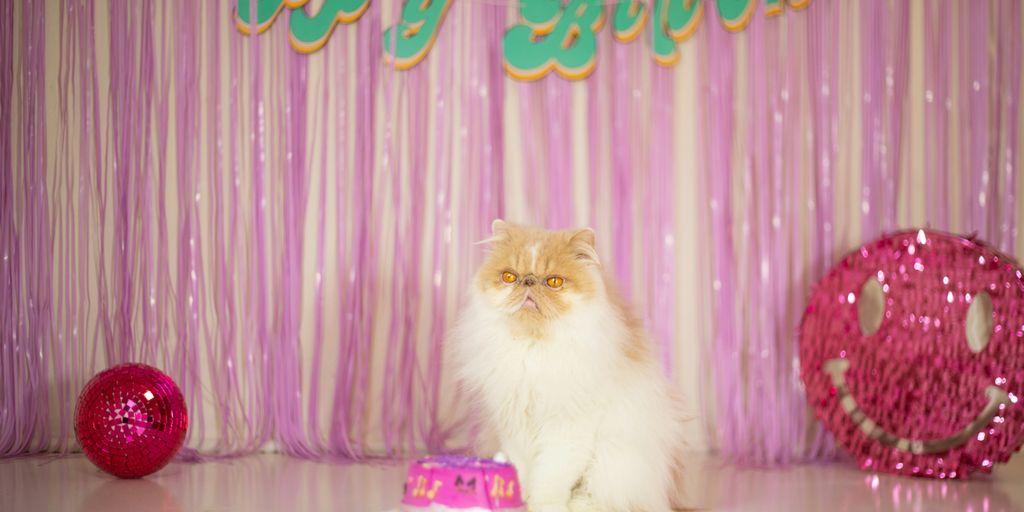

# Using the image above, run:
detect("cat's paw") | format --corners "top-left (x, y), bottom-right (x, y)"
top-left (568, 495), bottom-right (601, 512)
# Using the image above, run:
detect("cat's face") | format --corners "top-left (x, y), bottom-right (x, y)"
top-left (475, 220), bottom-right (602, 337)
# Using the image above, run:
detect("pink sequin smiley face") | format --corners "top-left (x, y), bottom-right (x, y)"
top-left (800, 230), bottom-right (1024, 479)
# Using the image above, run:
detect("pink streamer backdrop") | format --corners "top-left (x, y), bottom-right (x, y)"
top-left (2, 0), bottom-right (1022, 467)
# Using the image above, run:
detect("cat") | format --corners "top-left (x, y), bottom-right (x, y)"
top-left (448, 220), bottom-right (689, 512)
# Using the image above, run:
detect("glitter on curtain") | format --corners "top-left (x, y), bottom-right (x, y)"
top-left (992, 1), bottom-right (1021, 254)
top-left (700, 3), bottom-right (742, 462)
top-left (700, 0), bottom-right (843, 465)
top-left (1, 0), bottom-right (50, 456)
top-left (923, 1), bottom-right (950, 231)
top-left (958, 2), bottom-right (992, 241)
top-left (646, 63), bottom-right (675, 373)
top-left (609, 41), bottom-right (637, 300)
top-left (859, 0), bottom-right (909, 240)
top-left (742, 5), bottom-right (811, 464)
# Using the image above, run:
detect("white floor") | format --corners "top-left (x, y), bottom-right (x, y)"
top-left (2, 452), bottom-right (1023, 511)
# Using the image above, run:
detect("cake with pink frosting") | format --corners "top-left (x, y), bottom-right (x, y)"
top-left (401, 455), bottom-right (525, 511)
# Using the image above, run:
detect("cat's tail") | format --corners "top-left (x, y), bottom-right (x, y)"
top-left (668, 412), bottom-right (706, 511)
top-left (669, 459), bottom-right (711, 511)
top-left (668, 454), bottom-right (700, 511)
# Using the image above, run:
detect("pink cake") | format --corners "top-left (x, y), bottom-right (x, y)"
top-left (401, 455), bottom-right (525, 511)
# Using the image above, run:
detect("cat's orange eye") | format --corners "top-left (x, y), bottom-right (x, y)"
top-left (546, 276), bottom-right (564, 288)
top-left (502, 271), bottom-right (518, 284)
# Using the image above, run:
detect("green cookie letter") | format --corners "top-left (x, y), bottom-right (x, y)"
top-left (613, 0), bottom-right (647, 43)
top-left (503, 0), bottom-right (605, 81)
top-left (236, 0), bottom-right (289, 34)
top-left (652, 0), bottom-right (704, 66)
top-left (288, 0), bottom-right (370, 53)
top-left (382, 0), bottom-right (453, 69)
top-left (715, 0), bottom-right (754, 31)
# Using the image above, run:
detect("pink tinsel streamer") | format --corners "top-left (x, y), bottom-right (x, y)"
top-left (859, 0), bottom-right (909, 240)
top-left (2, 0), bottom-right (51, 456)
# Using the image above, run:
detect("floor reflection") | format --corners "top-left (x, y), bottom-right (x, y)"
top-left (854, 470), bottom-right (1015, 512)
top-left (699, 454), bottom-right (1022, 512)
top-left (2, 453), bottom-right (1021, 511)
top-left (79, 477), bottom-right (181, 512)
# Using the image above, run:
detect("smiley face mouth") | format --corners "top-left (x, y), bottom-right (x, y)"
top-left (823, 358), bottom-right (1009, 455)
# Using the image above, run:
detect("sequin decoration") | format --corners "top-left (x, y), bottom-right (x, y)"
top-left (800, 230), bottom-right (1024, 479)
top-left (74, 363), bottom-right (188, 478)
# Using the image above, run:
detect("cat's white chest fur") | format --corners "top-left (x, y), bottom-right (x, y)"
top-left (457, 296), bottom-right (623, 425)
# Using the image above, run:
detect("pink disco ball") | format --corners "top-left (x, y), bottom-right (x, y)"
top-left (800, 230), bottom-right (1024, 479)
top-left (75, 363), bottom-right (188, 478)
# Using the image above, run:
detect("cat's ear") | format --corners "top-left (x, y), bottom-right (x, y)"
top-left (491, 219), bottom-right (507, 234)
top-left (571, 228), bottom-right (600, 265)
top-left (474, 218), bottom-right (509, 246)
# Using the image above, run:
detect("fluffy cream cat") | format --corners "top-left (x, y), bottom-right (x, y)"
top-left (449, 220), bottom-right (688, 512)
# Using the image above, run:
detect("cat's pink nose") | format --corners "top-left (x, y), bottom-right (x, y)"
top-left (522, 275), bottom-right (537, 287)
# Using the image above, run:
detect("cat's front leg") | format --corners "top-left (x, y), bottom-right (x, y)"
top-left (525, 423), bottom-right (594, 512)
top-left (498, 441), bottom-right (532, 501)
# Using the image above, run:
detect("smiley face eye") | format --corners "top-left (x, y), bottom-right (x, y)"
top-left (546, 276), bottom-right (564, 288)
top-left (501, 271), bottom-right (518, 284)
top-left (966, 291), bottom-right (993, 354)
top-left (857, 278), bottom-right (885, 337)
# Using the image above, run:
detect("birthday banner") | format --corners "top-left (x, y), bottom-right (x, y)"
top-left (235, 0), bottom-right (810, 79)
